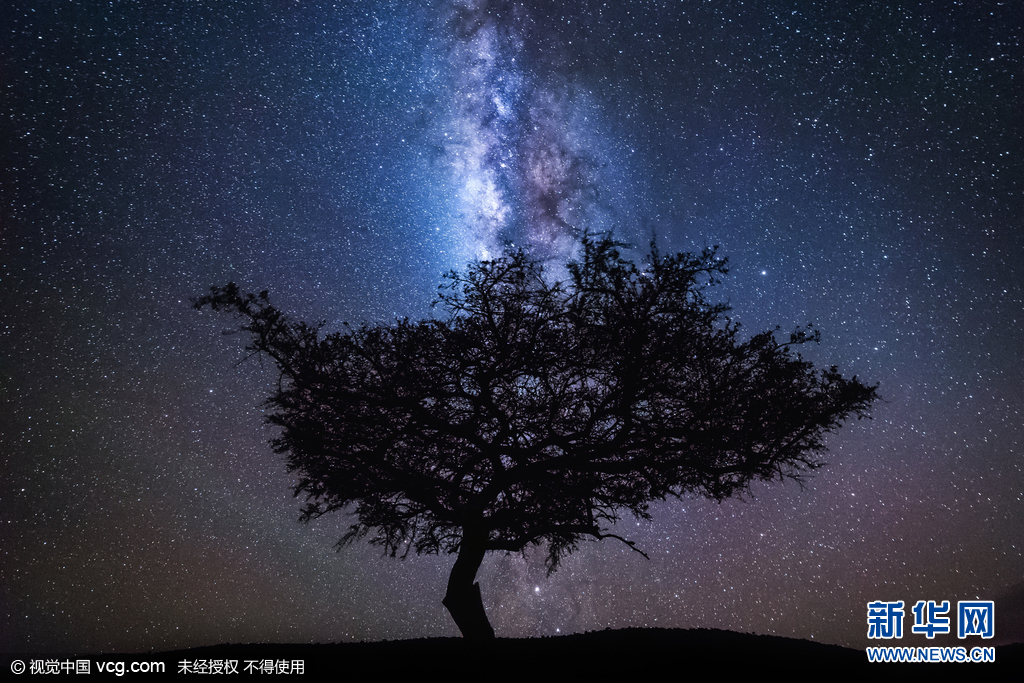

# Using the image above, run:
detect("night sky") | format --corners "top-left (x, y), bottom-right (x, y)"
top-left (3, 0), bottom-right (1022, 654)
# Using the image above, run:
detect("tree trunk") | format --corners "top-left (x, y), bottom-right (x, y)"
top-left (442, 523), bottom-right (495, 640)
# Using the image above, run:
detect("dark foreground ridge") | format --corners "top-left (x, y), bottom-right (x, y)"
top-left (158, 628), bottom-right (1024, 680)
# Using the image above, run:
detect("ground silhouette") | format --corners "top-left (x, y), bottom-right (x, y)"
top-left (159, 628), bottom-right (1023, 679)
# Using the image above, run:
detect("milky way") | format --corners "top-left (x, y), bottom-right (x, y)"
top-left (3, 0), bottom-right (1022, 654)
top-left (432, 0), bottom-right (629, 263)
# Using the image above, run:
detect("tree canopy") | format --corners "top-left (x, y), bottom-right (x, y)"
top-left (194, 236), bottom-right (878, 639)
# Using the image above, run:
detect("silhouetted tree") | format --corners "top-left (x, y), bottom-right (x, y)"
top-left (194, 236), bottom-right (877, 640)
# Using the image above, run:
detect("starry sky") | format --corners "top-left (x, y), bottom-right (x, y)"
top-left (3, 0), bottom-right (1022, 654)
